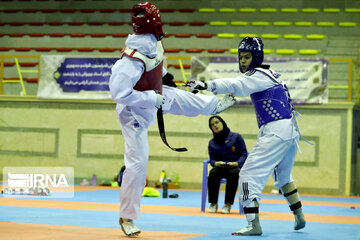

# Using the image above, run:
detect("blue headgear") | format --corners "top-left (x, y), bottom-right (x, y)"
top-left (238, 37), bottom-right (264, 73)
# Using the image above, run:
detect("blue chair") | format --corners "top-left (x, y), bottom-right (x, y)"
top-left (201, 159), bottom-right (245, 214)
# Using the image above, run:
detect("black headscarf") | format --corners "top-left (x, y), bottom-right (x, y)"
top-left (209, 115), bottom-right (230, 145)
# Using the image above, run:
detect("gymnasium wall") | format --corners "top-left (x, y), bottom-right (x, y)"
top-left (0, 96), bottom-right (358, 196)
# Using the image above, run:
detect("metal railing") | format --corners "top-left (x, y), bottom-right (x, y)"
top-left (328, 58), bottom-right (353, 102)
top-left (0, 55), bottom-right (40, 96)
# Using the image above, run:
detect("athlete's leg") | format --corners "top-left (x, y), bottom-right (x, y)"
top-left (118, 110), bottom-right (149, 236)
top-left (235, 133), bottom-right (290, 235)
top-left (162, 86), bottom-right (217, 116)
top-left (274, 137), bottom-right (306, 230)
top-left (162, 86), bottom-right (235, 116)
top-left (239, 134), bottom-right (289, 207)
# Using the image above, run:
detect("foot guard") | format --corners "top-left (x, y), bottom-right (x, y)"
top-left (214, 94), bottom-right (236, 114)
top-left (119, 218), bottom-right (141, 237)
top-left (294, 213), bottom-right (306, 230)
top-left (232, 220), bottom-right (262, 236)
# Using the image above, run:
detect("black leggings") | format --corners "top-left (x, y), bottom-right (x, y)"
top-left (208, 167), bottom-right (240, 205)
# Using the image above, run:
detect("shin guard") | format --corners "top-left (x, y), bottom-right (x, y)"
top-left (281, 182), bottom-right (306, 230)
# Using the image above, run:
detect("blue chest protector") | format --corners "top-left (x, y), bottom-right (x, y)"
top-left (250, 83), bottom-right (293, 128)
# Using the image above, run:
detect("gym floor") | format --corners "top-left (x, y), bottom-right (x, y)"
top-left (1, 186), bottom-right (359, 240)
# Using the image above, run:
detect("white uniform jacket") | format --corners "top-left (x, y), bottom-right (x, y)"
top-left (109, 33), bottom-right (162, 128)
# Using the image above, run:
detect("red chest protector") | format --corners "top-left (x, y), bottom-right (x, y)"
top-left (122, 41), bottom-right (164, 94)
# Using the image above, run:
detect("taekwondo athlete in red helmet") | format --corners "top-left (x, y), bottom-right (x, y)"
top-left (187, 37), bottom-right (306, 236)
top-left (108, 2), bottom-right (235, 237)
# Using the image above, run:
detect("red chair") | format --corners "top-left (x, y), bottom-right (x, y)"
top-left (29, 33), bottom-right (46, 37)
top-left (4, 9), bottom-right (20, 13)
top-left (174, 64), bottom-right (191, 69)
top-left (41, 9), bottom-right (57, 13)
top-left (24, 78), bottom-right (38, 83)
top-left (174, 33), bottom-right (193, 38)
top-left (8, 33), bottom-right (25, 37)
top-left (159, 8), bottom-right (176, 12)
top-left (179, 8), bottom-right (196, 12)
top-left (77, 48), bottom-right (95, 52)
top-left (80, 9), bottom-right (96, 13)
top-left (119, 9), bottom-right (132, 12)
top-left (60, 9), bottom-right (76, 13)
top-left (88, 22), bottom-right (105, 26)
top-left (189, 22), bottom-right (207, 26)
top-left (208, 48), bottom-right (228, 53)
top-left (100, 9), bottom-right (115, 13)
top-left (19, 62), bottom-right (38, 67)
top-left (69, 33), bottom-right (87, 37)
top-left (4, 62), bottom-right (15, 67)
top-left (164, 48), bottom-right (183, 53)
top-left (112, 33), bottom-right (129, 38)
top-left (68, 22), bottom-right (84, 26)
top-left (91, 33), bottom-right (108, 38)
top-left (10, 22), bottom-right (26, 26)
top-left (168, 22), bottom-right (187, 26)
top-left (49, 22), bottom-right (64, 26)
top-left (22, 9), bottom-right (37, 13)
top-left (185, 48), bottom-right (205, 53)
top-left (14, 47), bottom-right (32, 52)
top-left (196, 33), bottom-right (215, 38)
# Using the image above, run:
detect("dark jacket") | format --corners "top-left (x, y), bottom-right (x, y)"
top-left (208, 132), bottom-right (248, 168)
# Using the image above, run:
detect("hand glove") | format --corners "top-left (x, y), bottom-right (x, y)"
top-left (155, 93), bottom-right (165, 109)
top-left (185, 80), bottom-right (208, 94)
top-left (162, 72), bottom-right (177, 88)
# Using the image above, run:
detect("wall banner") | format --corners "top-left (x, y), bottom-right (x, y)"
top-left (37, 55), bottom-right (117, 99)
top-left (37, 55), bottom-right (328, 104)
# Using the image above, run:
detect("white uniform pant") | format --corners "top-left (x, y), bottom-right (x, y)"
top-left (118, 87), bottom-right (218, 220)
top-left (239, 131), bottom-right (299, 207)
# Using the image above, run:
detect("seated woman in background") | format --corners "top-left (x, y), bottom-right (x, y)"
top-left (207, 115), bottom-right (248, 213)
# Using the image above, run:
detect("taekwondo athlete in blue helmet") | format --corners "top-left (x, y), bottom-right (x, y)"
top-left (109, 2), bottom-right (235, 237)
top-left (186, 37), bottom-right (306, 236)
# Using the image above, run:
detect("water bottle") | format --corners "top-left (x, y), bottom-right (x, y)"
top-left (159, 170), bottom-right (166, 183)
top-left (92, 174), bottom-right (97, 186)
top-left (162, 180), bottom-right (168, 198)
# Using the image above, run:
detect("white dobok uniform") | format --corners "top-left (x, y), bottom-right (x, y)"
top-left (207, 68), bottom-right (300, 207)
top-left (109, 33), bottom-right (218, 220)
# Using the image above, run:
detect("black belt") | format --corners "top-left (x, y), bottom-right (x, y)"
top-left (157, 106), bottom-right (187, 152)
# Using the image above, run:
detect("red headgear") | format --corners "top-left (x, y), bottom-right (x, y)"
top-left (131, 2), bottom-right (164, 41)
